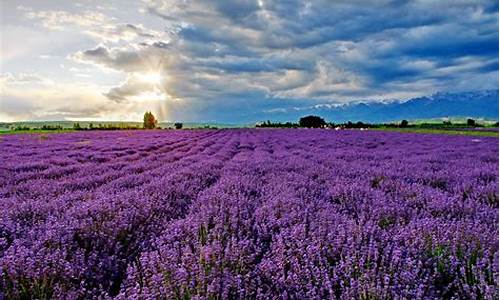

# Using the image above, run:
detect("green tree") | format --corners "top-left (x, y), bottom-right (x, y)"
top-left (143, 111), bottom-right (158, 129)
top-left (466, 118), bottom-right (476, 127)
top-left (299, 115), bottom-right (326, 128)
top-left (400, 120), bottom-right (409, 127)
top-left (174, 122), bottom-right (183, 129)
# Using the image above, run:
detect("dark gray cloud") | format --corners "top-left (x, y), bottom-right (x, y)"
top-left (73, 44), bottom-right (174, 73)
top-left (73, 46), bottom-right (145, 72)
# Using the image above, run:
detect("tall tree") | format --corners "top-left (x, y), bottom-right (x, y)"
top-left (143, 111), bottom-right (158, 129)
top-left (299, 115), bottom-right (326, 128)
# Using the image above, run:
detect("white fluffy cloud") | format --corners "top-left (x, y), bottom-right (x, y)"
top-left (23, 6), bottom-right (163, 43)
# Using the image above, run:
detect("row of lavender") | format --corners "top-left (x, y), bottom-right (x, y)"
top-left (0, 129), bottom-right (498, 299)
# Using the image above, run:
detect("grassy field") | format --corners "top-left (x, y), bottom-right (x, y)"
top-left (0, 129), bottom-right (76, 135)
top-left (0, 121), bottom-right (246, 131)
top-left (372, 127), bottom-right (499, 137)
top-left (1, 127), bottom-right (498, 137)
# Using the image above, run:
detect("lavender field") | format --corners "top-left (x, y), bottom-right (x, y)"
top-left (0, 129), bottom-right (498, 299)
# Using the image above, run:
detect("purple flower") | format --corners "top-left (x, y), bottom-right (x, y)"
top-left (0, 129), bottom-right (497, 299)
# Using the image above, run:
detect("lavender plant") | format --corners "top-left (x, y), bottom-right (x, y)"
top-left (0, 129), bottom-right (497, 299)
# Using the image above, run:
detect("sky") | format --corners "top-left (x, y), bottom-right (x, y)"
top-left (0, 0), bottom-right (498, 123)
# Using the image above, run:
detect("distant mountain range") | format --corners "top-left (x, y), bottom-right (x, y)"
top-left (299, 90), bottom-right (499, 123)
top-left (1, 90), bottom-right (498, 127)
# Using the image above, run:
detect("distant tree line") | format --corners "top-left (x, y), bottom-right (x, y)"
top-left (256, 116), bottom-right (496, 129)
top-left (256, 116), bottom-right (374, 129)
top-left (11, 124), bottom-right (64, 131)
top-left (6, 113), bottom-right (497, 132)
top-left (256, 120), bottom-right (299, 128)
top-left (256, 116), bottom-right (327, 128)
top-left (18, 112), bottom-right (186, 131)
top-left (75, 123), bottom-right (142, 131)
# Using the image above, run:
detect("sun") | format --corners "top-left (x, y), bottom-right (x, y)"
top-left (138, 72), bottom-right (163, 84)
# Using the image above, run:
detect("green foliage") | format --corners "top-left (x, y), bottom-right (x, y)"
top-left (256, 120), bottom-right (298, 128)
top-left (2, 270), bottom-right (55, 300)
top-left (370, 175), bottom-right (385, 188)
top-left (143, 111), bottom-right (158, 129)
top-left (467, 118), bottom-right (476, 127)
top-left (342, 121), bottom-right (374, 128)
top-left (174, 122), bottom-right (183, 129)
top-left (40, 125), bottom-right (63, 130)
top-left (13, 125), bottom-right (31, 131)
top-left (90, 123), bottom-right (140, 130)
top-left (298, 115), bottom-right (326, 128)
top-left (400, 120), bottom-right (409, 127)
top-left (378, 216), bottom-right (396, 229)
top-left (373, 127), bottom-right (498, 137)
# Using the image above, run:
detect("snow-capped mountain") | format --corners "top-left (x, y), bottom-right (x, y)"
top-left (304, 90), bottom-right (499, 123)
